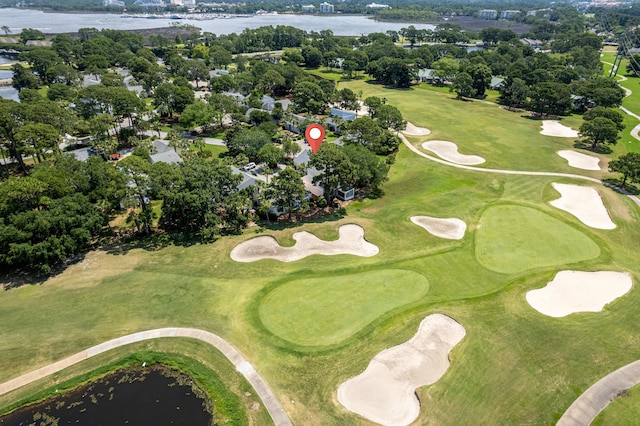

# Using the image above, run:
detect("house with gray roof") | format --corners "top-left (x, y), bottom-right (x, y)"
top-left (150, 140), bottom-right (182, 165)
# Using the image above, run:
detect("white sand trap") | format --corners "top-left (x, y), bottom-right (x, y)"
top-left (402, 122), bottom-right (431, 136)
top-left (550, 183), bottom-right (616, 230)
top-left (410, 216), bottom-right (466, 240)
top-left (230, 224), bottom-right (379, 262)
top-left (337, 314), bottom-right (466, 426)
top-left (557, 150), bottom-right (601, 171)
top-left (421, 141), bottom-right (485, 165)
top-left (540, 120), bottom-right (579, 138)
top-left (526, 271), bottom-right (632, 317)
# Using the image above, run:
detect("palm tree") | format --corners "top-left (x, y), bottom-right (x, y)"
top-left (1, 26), bottom-right (10, 35)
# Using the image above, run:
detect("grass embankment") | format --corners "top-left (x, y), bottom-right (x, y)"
top-left (0, 340), bottom-right (272, 425)
top-left (1, 62), bottom-right (640, 424)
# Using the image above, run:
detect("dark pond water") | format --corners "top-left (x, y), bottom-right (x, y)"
top-left (0, 366), bottom-right (213, 425)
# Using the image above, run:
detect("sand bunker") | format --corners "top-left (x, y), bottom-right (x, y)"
top-left (526, 271), bottom-right (632, 317)
top-left (540, 120), bottom-right (579, 138)
top-left (557, 150), bottom-right (601, 171)
top-left (337, 314), bottom-right (465, 426)
top-left (402, 122), bottom-right (431, 136)
top-left (230, 224), bottom-right (379, 262)
top-left (410, 216), bottom-right (466, 240)
top-left (421, 141), bottom-right (485, 165)
top-left (550, 183), bottom-right (616, 230)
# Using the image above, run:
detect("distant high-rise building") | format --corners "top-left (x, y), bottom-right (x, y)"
top-left (183, 0), bottom-right (195, 6)
top-left (477, 9), bottom-right (497, 19)
top-left (319, 2), bottom-right (334, 14)
top-left (301, 4), bottom-right (315, 13)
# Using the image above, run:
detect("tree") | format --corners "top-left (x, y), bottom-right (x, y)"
top-left (179, 100), bottom-right (214, 131)
top-left (294, 81), bottom-right (327, 115)
top-left (118, 155), bottom-right (153, 234)
top-left (302, 45), bottom-right (323, 68)
top-left (267, 167), bottom-right (306, 220)
top-left (344, 144), bottom-right (389, 190)
top-left (1, 25), bottom-right (10, 35)
top-left (310, 143), bottom-right (356, 201)
top-left (364, 96), bottom-right (383, 118)
top-left (227, 128), bottom-right (270, 158)
top-left (499, 77), bottom-right (528, 110)
top-left (375, 104), bottom-right (406, 132)
top-left (11, 63), bottom-right (40, 91)
top-left (156, 159), bottom-right (248, 238)
top-left (282, 136), bottom-right (301, 159)
top-left (338, 88), bottom-right (359, 112)
top-left (282, 48), bottom-right (304, 64)
top-left (258, 144), bottom-right (285, 169)
top-left (20, 28), bottom-right (44, 44)
top-left (579, 117), bottom-right (620, 150)
top-left (466, 63), bottom-right (492, 97)
top-left (257, 69), bottom-right (285, 94)
top-left (210, 74), bottom-right (237, 93)
top-left (608, 152), bottom-right (640, 186)
top-left (432, 57), bottom-right (459, 82)
top-left (179, 60), bottom-right (210, 88)
top-left (19, 48), bottom-right (62, 84)
top-left (15, 123), bottom-right (60, 163)
top-left (451, 72), bottom-right (476, 99)
top-left (583, 107), bottom-right (625, 131)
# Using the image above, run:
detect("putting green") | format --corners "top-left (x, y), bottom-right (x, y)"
top-left (475, 205), bottom-right (601, 274)
top-left (258, 269), bottom-right (429, 347)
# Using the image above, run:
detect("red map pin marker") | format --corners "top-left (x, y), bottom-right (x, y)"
top-left (305, 123), bottom-right (325, 154)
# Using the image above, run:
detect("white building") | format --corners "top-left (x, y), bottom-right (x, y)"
top-left (319, 2), bottom-right (334, 14)
top-left (301, 5), bottom-right (315, 13)
top-left (477, 9), bottom-right (497, 19)
top-left (500, 10), bottom-right (520, 19)
top-left (366, 3), bottom-right (390, 10)
top-left (103, 0), bottom-right (125, 6)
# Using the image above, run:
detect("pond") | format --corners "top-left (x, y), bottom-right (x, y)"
top-left (0, 366), bottom-right (213, 425)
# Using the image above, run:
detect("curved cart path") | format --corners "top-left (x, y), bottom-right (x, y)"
top-left (400, 134), bottom-right (640, 208)
top-left (557, 360), bottom-right (640, 426)
top-left (0, 328), bottom-right (292, 426)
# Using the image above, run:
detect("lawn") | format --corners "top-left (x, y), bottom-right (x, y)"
top-left (339, 79), bottom-right (602, 175)
top-left (257, 269), bottom-right (429, 348)
top-left (475, 204), bottom-right (601, 274)
top-left (1, 53), bottom-right (640, 425)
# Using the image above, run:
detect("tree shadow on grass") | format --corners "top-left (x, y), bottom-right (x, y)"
top-left (603, 178), bottom-right (640, 195)
top-left (103, 232), bottom-right (198, 256)
top-left (572, 140), bottom-right (613, 154)
top-left (254, 209), bottom-right (345, 233)
top-left (0, 253), bottom-right (88, 290)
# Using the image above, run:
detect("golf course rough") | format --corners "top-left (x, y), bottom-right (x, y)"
top-left (337, 313), bottom-right (465, 426)
top-left (258, 269), bottom-right (429, 347)
top-left (475, 204), bottom-right (601, 274)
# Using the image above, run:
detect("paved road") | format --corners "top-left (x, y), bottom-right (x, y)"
top-left (0, 328), bottom-right (292, 426)
top-left (557, 360), bottom-right (640, 425)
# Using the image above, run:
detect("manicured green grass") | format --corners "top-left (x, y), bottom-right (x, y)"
top-left (258, 269), bottom-right (429, 347)
top-left (474, 204), bottom-right (601, 274)
top-left (593, 383), bottom-right (640, 425)
top-left (340, 80), bottom-right (599, 174)
top-left (2, 55), bottom-right (640, 425)
top-left (305, 67), bottom-right (347, 81)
